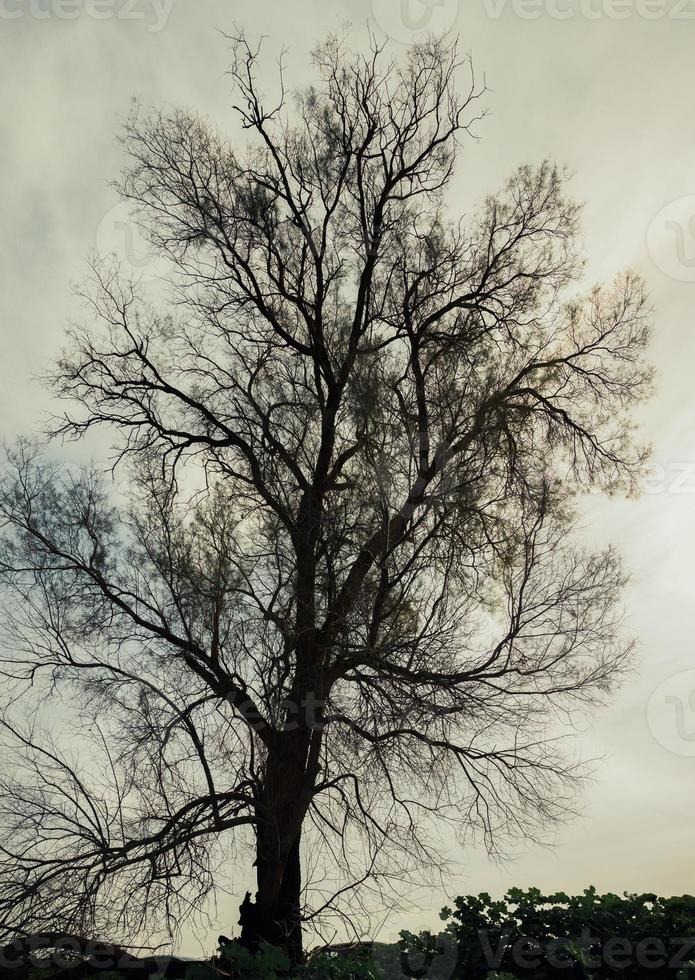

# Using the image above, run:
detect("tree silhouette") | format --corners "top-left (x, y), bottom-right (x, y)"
top-left (0, 33), bottom-right (652, 965)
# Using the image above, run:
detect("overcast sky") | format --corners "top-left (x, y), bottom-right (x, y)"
top-left (1, 0), bottom-right (695, 955)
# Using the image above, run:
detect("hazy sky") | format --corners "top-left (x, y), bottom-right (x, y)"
top-left (1, 0), bottom-right (695, 955)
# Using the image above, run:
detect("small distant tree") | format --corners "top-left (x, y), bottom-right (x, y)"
top-left (0, 33), bottom-right (651, 965)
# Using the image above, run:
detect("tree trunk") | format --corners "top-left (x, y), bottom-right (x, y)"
top-left (238, 729), bottom-right (312, 967)
top-left (237, 832), bottom-right (303, 966)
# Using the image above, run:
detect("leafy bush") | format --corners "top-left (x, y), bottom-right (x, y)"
top-left (304, 946), bottom-right (381, 979)
top-left (206, 939), bottom-right (380, 979)
top-left (399, 888), bottom-right (695, 979)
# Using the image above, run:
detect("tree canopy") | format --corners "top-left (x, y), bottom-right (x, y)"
top-left (0, 33), bottom-right (652, 961)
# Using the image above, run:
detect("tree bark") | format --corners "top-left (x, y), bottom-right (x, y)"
top-left (237, 832), bottom-right (303, 965)
top-left (238, 729), bottom-right (311, 966)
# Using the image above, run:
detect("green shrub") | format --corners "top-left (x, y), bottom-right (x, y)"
top-left (304, 946), bottom-right (380, 979)
top-left (208, 939), bottom-right (380, 979)
top-left (417, 887), bottom-right (695, 979)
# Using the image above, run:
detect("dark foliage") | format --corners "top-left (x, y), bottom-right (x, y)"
top-left (401, 888), bottom-right (695, 979)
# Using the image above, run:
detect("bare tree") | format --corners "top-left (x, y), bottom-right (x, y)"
top-left (0, 33), bottom-right (652, 965)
